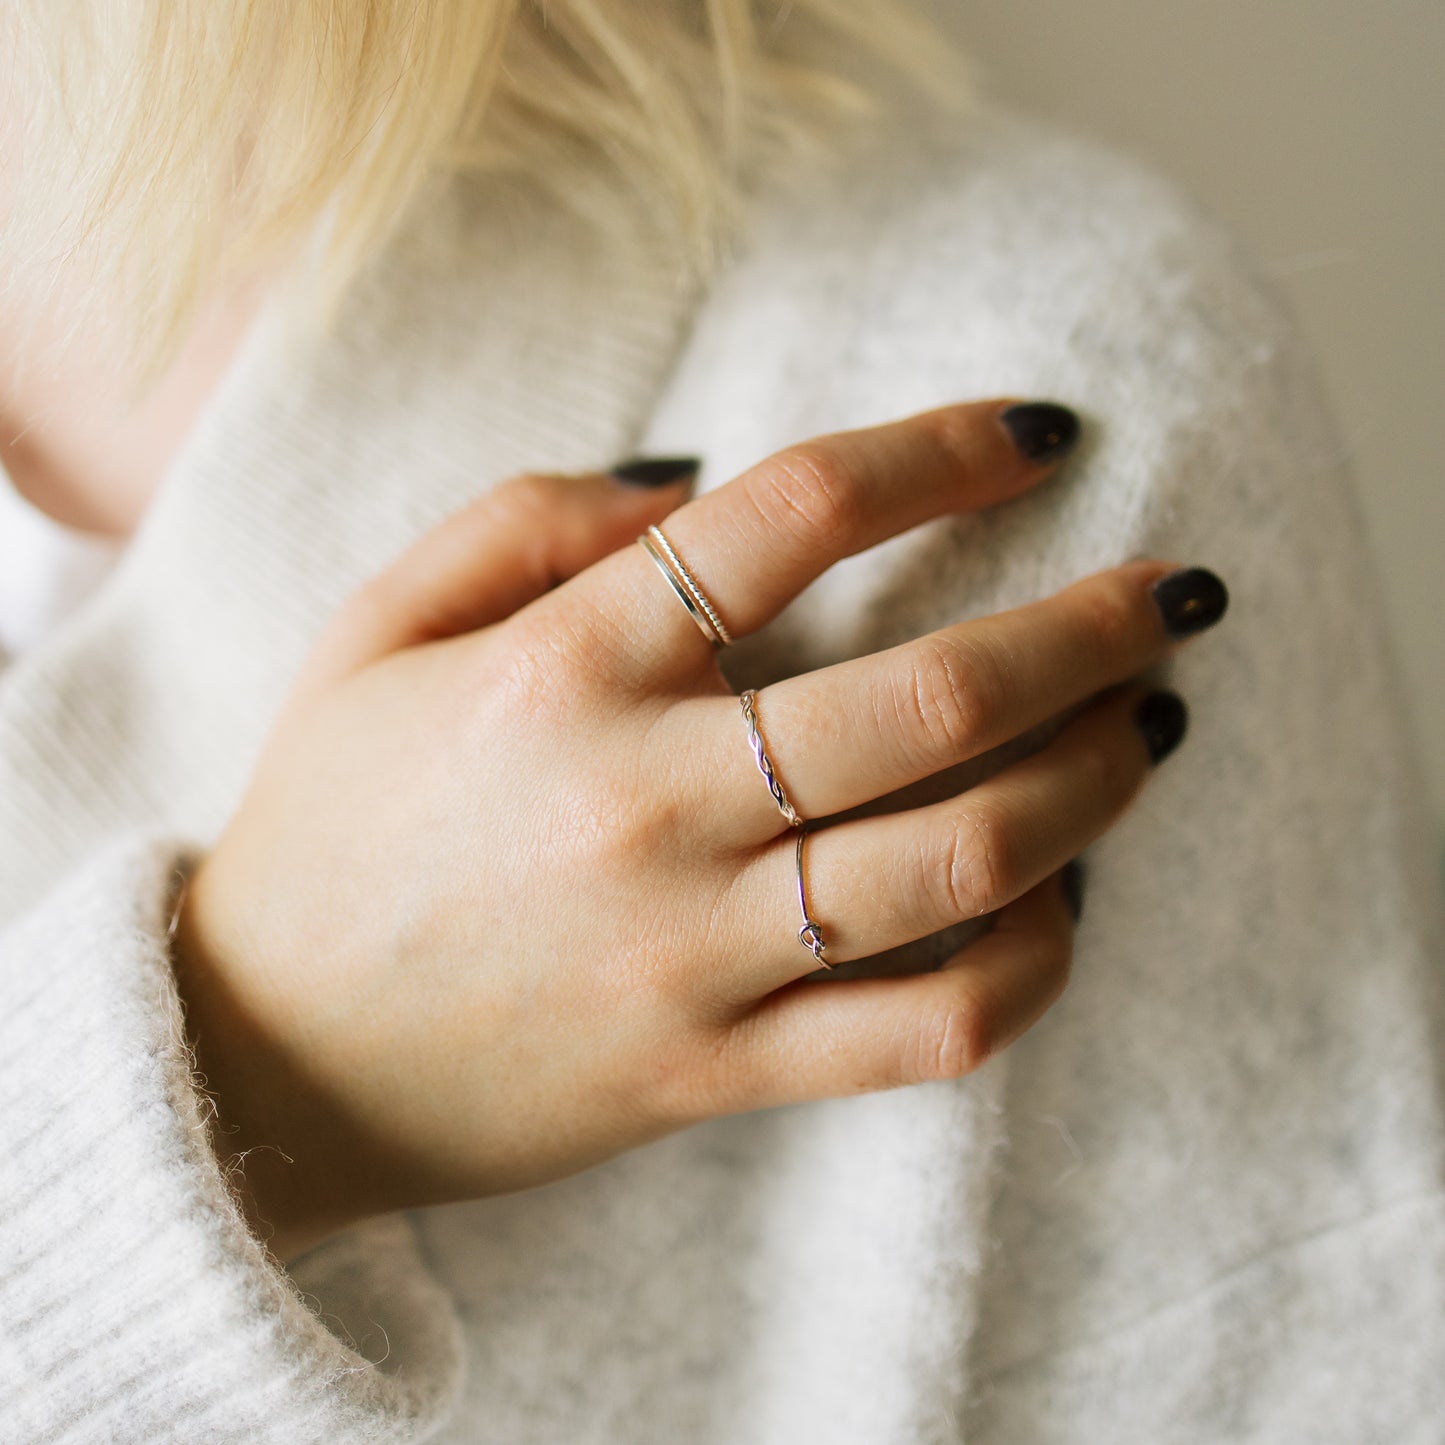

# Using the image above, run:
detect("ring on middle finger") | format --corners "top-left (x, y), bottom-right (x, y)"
top-left (740, 688), bottom-right (802, 828)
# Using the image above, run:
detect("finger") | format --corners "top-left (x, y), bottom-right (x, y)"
top-left (728, 684), bottom-right (1183, 996)
top-left (711, 868), bottom-right (1076, 1113)
top-left (693, 559), bottom-right (1226, 842)
top-left (301, 466), bottom-right (695, 688)
top-left (548, 398), bottom-right (1080, 687)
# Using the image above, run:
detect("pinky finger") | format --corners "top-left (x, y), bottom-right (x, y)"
top-left (721, 865), bottom-right (1080, 1112)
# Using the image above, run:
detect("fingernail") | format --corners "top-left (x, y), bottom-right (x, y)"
top-left (1134, 690), bottom-right (1188, 765)
top-left (1060, 857), bottom-right (1085, 924)
top-left (1152, 567), bottom-right (1229, 638)
top-left (609, 455), bottom-right (701, 488)
top-left (997, 402), bottom-right (1080, 464)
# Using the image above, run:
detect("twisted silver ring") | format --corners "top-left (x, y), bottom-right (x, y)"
top-left (637, 525), bottom-right (733, 648)
top-left (795, 825), bottom-right (832, 968)
top-left (740, 688), bottom-right (802, 828)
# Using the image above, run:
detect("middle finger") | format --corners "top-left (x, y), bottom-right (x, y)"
top-left (679, 559), bottom-right (1227, 844)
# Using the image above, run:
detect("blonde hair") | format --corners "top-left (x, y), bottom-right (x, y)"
top-left (1, 1), bottom-right (979, 387)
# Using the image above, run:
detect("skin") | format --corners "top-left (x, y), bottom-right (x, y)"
top-left (148, 398), bottom-right (1222, 1263)
top-left (0, 242), bottom-right (1221, 1269)
top-left (0, 271), bottom-right (271, 536)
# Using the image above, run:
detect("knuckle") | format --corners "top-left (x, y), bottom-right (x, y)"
top-left (1073, 574), bottom-right (1143, 667)
top-left (910, 993), bottom-right (993, 1083)
top-left (483, 611), bottom-right (583, 722)
top-left (497, 574), bottom-right (640, 704)
top-left (935, 806), bottom-right (1016, 921)
top-left (896, 635), bottom-right (999, 764)
top-left (753, 442), bottom-right (863, 554)
top-left (1075, 729), bottom-right (1134, 805)
top-left (545, 764), bottom-right (637, 858)
top-left (915, 404), bottom-right (990, 474)
top-left (485, 475), bottom-right (569, 564)
top-left (494, 470), bottom-right (569, 513)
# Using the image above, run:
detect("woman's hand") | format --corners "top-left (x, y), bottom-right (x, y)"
top-left (173, 398), bottom-right (1227, 1262)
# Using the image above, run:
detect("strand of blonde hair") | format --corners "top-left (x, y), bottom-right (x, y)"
top-left (0, 1), bottom-right (979, 390)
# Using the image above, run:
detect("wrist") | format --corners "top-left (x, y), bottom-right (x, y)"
top-left (168, 856), bottom-right (345, 1263)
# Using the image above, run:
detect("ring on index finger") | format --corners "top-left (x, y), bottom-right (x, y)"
top-left (637, 525), bottom-right (734, 649)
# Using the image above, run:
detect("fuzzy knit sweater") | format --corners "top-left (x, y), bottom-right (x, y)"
top-left (2, 94), bottom-right (1443, 1444)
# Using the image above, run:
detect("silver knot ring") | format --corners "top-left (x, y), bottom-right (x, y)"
top-left (795, 825), bottom-right (832, 968)
top-left (637, 525), bottom-right (733, 649)
top-left (740, 688), bottom-right (802, 828)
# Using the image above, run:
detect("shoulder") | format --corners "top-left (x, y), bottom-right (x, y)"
top-left (735, 96), bottom-right (1287, 340)
top-left (655, 99), bottom-right (1320, 472)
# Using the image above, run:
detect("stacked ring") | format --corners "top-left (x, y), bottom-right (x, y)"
top-left (637, 525), bottom-right (733, 649)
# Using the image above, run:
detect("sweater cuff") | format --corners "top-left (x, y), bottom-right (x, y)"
top-left (0, 833), bottom-right (463, 1444)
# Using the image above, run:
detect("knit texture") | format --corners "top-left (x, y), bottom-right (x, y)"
top-left (2, 96), bottom-right (1442, 1442)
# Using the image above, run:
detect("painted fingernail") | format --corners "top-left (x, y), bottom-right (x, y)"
top-left (997, 402), bottom-right (1080, 464)
top-left (1134, 690), bottom-right (1188, 765)
top-left (1152, 567), bottom-right (1229, 638)
top-left (1060, 857), bottom-right (1085, 924)
top-left (609, 455), bottom-right (701, 488)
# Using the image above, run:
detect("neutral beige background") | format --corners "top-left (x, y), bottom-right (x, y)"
top-left (938, 1), bottom-right (1444, 836)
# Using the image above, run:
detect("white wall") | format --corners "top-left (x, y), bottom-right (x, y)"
top-left (938, 1), bottom-right (1444, 838)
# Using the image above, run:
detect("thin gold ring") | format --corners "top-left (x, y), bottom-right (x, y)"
top-left (638, 525), bottom-right (734, 648)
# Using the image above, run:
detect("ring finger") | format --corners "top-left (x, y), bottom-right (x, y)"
top-left (723, 681), bottom-right (1187, 999)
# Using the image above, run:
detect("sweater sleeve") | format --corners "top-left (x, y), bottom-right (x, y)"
top-left (0, 831), bottom-right (463, 1444)
top-left (633, 100), bottom-right (1445, 1439)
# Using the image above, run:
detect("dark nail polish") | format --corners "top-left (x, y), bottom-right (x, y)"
top-left (1060, 857), bottom-right (1085, 924)
top-left (1134, 690), bottom-right (1188, 765)
top-left (610, 455), bottom-right (701, 488)
top-left (997, 402), bottom-right (1080, 464)
top-left (1152, 567), bottom-right (1229, 638)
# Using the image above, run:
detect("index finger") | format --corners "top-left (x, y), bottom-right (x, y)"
top-left (553, 398), bottom-right (1079, 686)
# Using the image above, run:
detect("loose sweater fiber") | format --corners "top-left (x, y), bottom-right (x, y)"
top-left (1, 95), bottom-right (1442, 1443)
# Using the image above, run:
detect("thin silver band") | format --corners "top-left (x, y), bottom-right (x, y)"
top-left (740, 688), bottom-right (802, 828)
top-left (638, 533), bottom-right (727, 648)
top-left (795, 825), bottom-right (831, 968)
top-left (643, 525), bottom-right (734, 647)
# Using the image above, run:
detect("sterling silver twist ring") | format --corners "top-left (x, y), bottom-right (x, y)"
top-left (740, 688), bottom-right (802, 828)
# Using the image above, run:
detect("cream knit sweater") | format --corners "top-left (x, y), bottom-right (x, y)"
top-left (2, 96), bottom-right (1442, 1444)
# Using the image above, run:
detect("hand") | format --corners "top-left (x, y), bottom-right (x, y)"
top-left (173, 398), bottom-right (1227, 1262)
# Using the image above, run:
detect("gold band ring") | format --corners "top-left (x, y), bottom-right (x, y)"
top-left (637, 525), bottom-right (733, 649)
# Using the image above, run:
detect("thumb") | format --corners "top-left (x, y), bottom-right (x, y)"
top-left (305, 459), bottom-right (698, 686)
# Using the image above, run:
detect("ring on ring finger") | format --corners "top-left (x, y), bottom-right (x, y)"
top-left (795, 825), bottom-right (832, 968)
